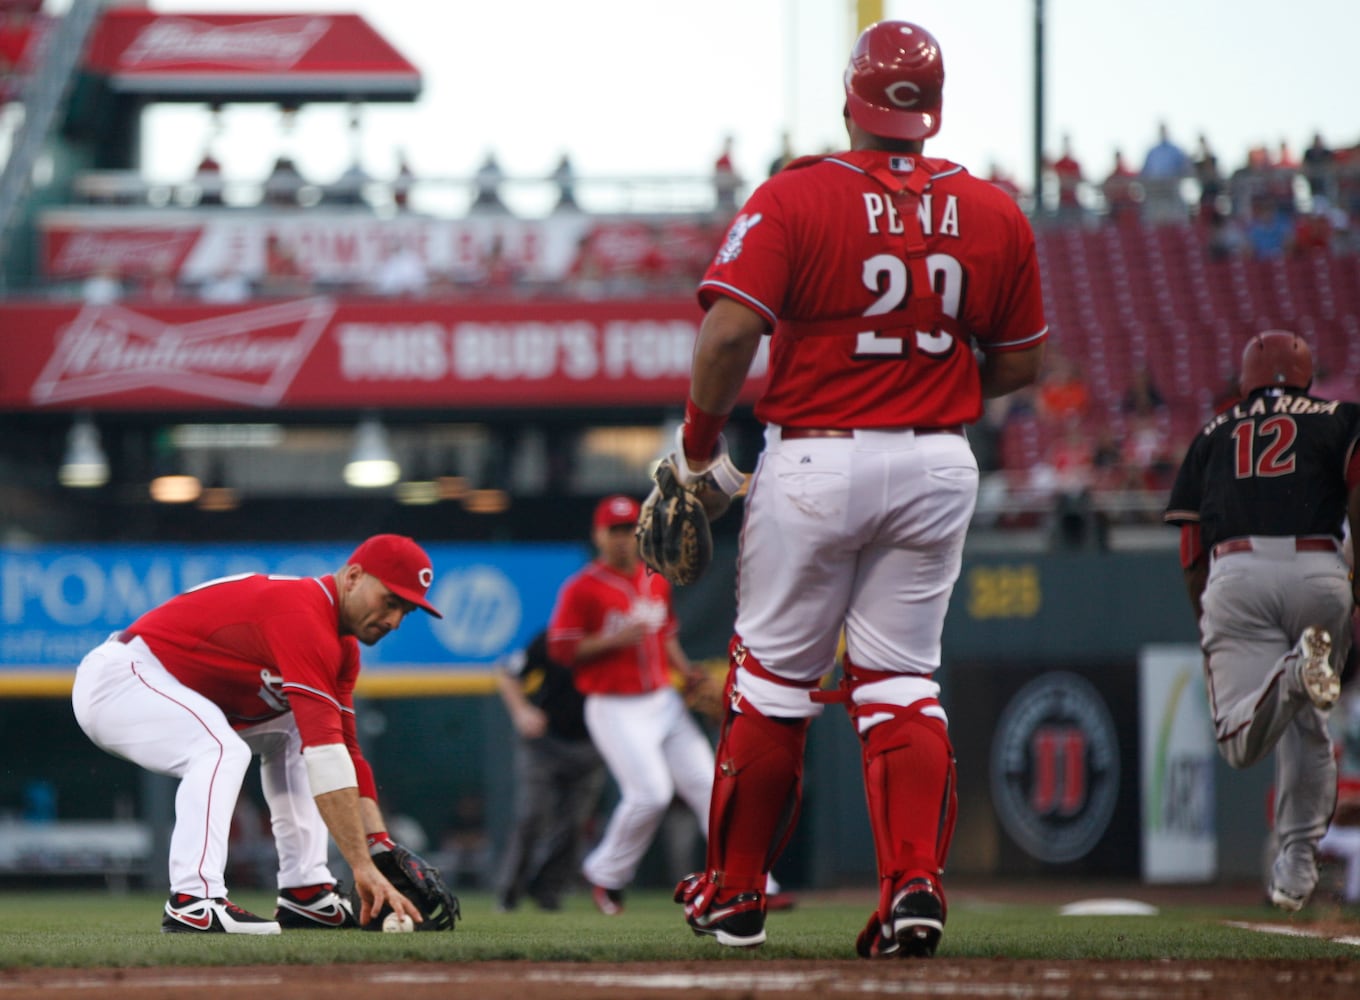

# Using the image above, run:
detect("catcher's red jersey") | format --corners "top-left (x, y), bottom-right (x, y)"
top-left (547, 561), bottom-right (678, 696)
top-left (700, 151), bottom-right (1048, 429)
top-left (125, 573), bottom-right (365, 758)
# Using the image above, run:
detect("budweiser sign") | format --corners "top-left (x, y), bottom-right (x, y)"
top-left (50, 229), bottom-right (199, 277)
top-left (122, 16), bottom-right (332, 68)
top-left (30, 299), bottom-right (334, 407)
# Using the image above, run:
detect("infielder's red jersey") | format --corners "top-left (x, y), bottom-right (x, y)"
top-left (547, 561), bottom-right (678, 696)
top-left (700, 151), bottom-right (1048, 429)
top-left (124, 573), bottom-right (375, 794)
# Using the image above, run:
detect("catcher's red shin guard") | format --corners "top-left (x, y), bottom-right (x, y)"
top-left (703, 700), bottom-right (810, 895)
top-left (859, 702), bottom-right (958, 919)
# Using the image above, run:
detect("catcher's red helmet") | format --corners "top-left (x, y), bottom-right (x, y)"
top-left (1239, 329), bottom-right (1313, 394)
top-left (844, 21), bottom-right (944, 142)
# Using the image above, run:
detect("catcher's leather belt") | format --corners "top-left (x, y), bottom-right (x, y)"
top-left (780, 425), bottom-right (963, 440)
top-left (1211, 536), bottom-right (1339, 560)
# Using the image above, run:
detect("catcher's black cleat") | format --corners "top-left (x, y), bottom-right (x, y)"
top-left (856, 879), bottom-right (944, 959)
top-left (162, 893), bottom-right (281, 935)
top-left (275, 883), bottom-right (358, 929)
top-left (686, 891), bottom-right (767, 948)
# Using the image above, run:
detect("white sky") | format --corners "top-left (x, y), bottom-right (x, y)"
top-left (122, 0), bottom-right (1359, 210)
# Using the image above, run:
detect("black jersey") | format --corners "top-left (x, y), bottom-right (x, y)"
top-left (1165, 389), bottom-right (1360, 548)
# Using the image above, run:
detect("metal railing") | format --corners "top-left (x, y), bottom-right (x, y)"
top-left (0, 0), bottom-right (106, 283)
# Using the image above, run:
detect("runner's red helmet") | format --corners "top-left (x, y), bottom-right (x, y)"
top-left (844, 21), bottom-right (944, 141)
top-left (1239, 329), bottom-right (1313, 393)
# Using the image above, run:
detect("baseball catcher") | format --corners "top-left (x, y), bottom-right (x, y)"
top-left (637, 427), bottom-right (747, 586)
top-left (354, 837), bottom-right (461, 931)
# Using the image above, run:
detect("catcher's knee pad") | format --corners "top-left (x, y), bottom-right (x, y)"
top-left (727, 636), bottom-right (825, 719)
top-left (705, 706), bottom-right (810, 894)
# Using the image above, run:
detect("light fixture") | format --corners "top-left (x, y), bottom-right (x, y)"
top-left (59, 415), bottom-right (109, 488)
top-left (150, 474), bottom-right (202, 504)
top-left (344, 415), bottom-right (400, 488)
top-left (462, 488), bottom-right (510, 514)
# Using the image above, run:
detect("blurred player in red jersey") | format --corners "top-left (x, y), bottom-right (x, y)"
top-left (547, 495), bottom-right (717, 915)
top-left (670, 21), bottom-right (1047, 955)
top-left (72, 535), bottom-right (440, 934)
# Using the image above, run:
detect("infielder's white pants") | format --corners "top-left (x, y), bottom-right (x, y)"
top-left (581, 687), bottom-right (714, 891)
top-left (71, 634), bottom-right (333, 898)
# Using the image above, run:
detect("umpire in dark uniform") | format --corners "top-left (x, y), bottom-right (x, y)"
top-left (1165, 329), bottom-right (1360, 912)
top-left (493, 630), bottom-right (606, 911)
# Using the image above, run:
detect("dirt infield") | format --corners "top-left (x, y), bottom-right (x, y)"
top-left (4, 957), bottom-right (1360, 1000)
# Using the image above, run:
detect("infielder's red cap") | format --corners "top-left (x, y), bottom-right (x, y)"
top-left (593, 495), bottom-right (640, 530)
top-left (348, 534), bottom-right (442, 618)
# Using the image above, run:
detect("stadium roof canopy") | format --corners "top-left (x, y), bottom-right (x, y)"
top-left (82, 9), bottom-right (422, 104)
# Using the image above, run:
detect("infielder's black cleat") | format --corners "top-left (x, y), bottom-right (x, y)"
top-left (274, 883), bottom-right (358, 929)
top-left (162, 893), bottom-right (281, 934)
top-left (856, 878), bottom-right (944, 959)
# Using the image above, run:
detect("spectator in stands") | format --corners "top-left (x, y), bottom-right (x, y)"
top-left (472, 150), bottom-right (508, 213)
top-left (193, 148), bottom-right (224, 207)
top-left (1046, 423), bottom-right (1096, 498)
top-left (198, 264), bottom-right (253, 304)
top-left (1246, 200), bottom-right (1292, 258)
top-left (392, 151), bottom-right (416, 212)
top-left (1101, 149), bottom-right (1141, 224)
top-left (1140, 121), bottom-right (1192, 223)
top-left (1193, 134), bottom-right (1223, 222)
top-left (1206, 209), bottom-right (1248, 260)
top-left (1121, 366), bottom-right (1166, 417)
top-left (260, 234), bottom-right (311, 297)
top-left (263, 154), bottom-right (305, 208)
top-left (1302, 132), bottom-right (1335, 205)
top-left (326, 160), bottom-right (372, 209)
top-left (1267, 140), bottom-right (1300, 217)
top-left (81, 263), bottom-right (123, 305)
top-left (1292, 211), bottom-right (1333, 256)
top-left (1046, 134), bottom-right (1085, 225)
top-left (551, 152), bottom-right (578, 213)
top-left (713, 134), bottom-right (740, 213)
top-left (768, 130), bottom-right (795, 177)
top-left (1036, 353), bottom-right (1092, 426)
top-left (371, 242), bottom-right (430, 299)
top-left (1121, 412), bottom-right (1177, 492)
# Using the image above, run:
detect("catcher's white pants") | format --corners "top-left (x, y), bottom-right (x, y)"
top-left (734, 426), bottom-right (977, 727)
top-left (72, 634), bottom-right (334, 898)
top-left (580, 686), bottom-right (714, 891)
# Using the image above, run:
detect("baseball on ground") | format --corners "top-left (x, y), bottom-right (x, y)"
top-left (382, 911), bottom-right (415, 933)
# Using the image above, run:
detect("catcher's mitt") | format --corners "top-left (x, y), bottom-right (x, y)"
top-left (356, 843), bottom-right (461, 931)
top-left (638, 458), bottom-right (712, 586)
top-left (683, 668), bottom-right (727, 723)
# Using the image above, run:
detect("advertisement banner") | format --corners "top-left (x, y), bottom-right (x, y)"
top-left (0, 298), bottom-right (769, 411)
top-left (0, 542), bottom-right (587, 696)
top-left (37, 213), bottom-right (724, 285)
top-left (83, 10), bottom-right (421, 98)
top-left (1139, 644), bottom-right (1216, 882)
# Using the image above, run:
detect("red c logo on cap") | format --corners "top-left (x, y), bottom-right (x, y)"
top-left (419, 568), bottom-right (433, 587)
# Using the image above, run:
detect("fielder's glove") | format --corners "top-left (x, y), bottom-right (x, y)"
top-left (637, 427), bottom-right (747, 587)
top-left (682, 668), bottom-right (727, 724)
top-left (355, 843), bottom-right (461, 931)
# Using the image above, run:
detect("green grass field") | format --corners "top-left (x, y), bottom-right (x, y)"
top-left (1, 889), bottom-right (1358, 967)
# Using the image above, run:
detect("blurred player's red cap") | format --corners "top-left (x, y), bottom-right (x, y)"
top-left (593, 495), bottom-right (640, 530)
top-left (348, 534), bottom-right (442, 617)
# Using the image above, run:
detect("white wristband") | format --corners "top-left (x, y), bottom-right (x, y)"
top-left (303, 743), bottom-right (358, 796)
